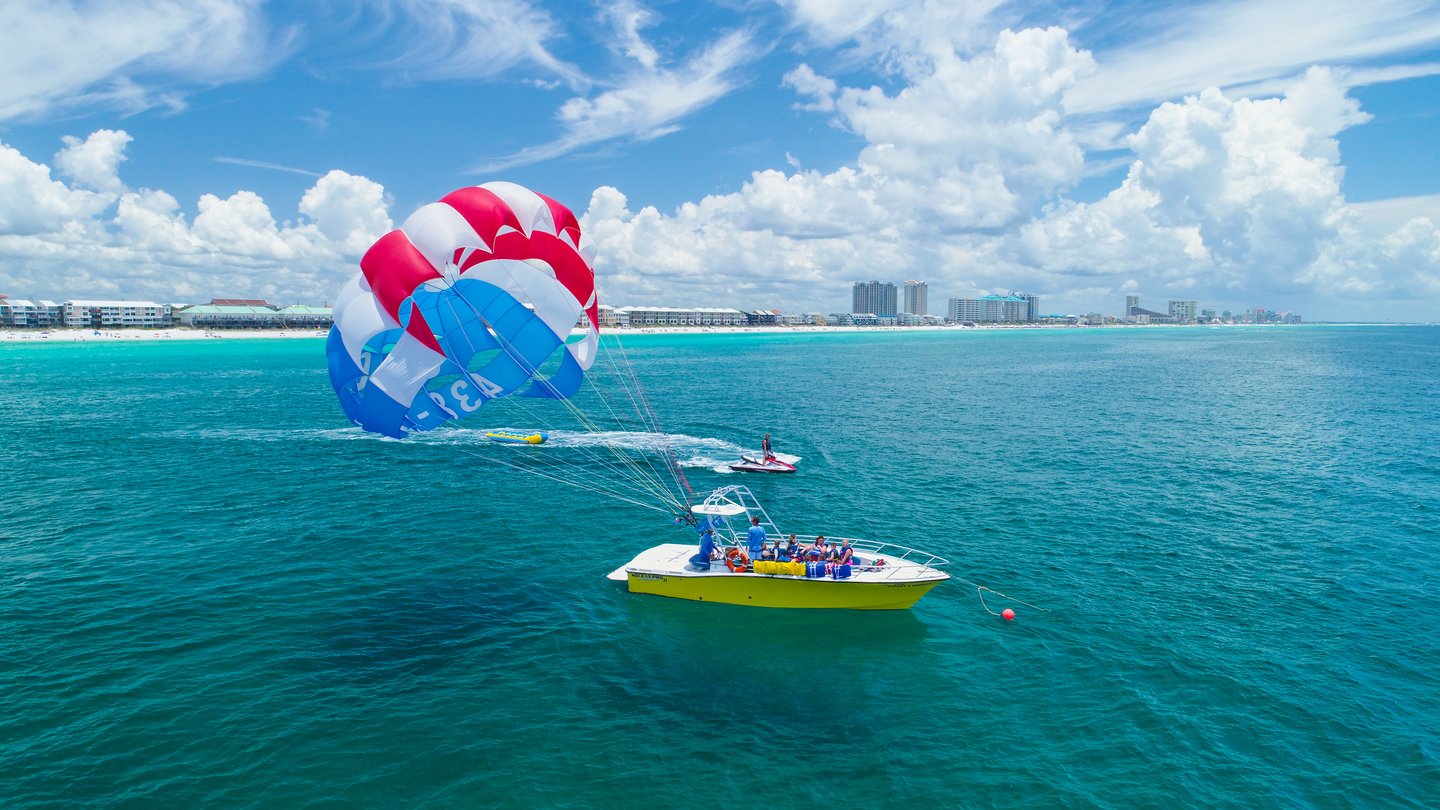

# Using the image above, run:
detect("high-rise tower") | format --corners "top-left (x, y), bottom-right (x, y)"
top-left (903, 280), bottom-right (928, 316)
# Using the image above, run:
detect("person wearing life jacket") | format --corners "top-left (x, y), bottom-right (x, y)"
top-left (807, 535), bottom-right (827, 561)
top-left (762, 433), bottom-right (776, 462)
top-left (836, 540), bottom-right (854, 565)
top-left (782, 535), bottom-right (800, 562)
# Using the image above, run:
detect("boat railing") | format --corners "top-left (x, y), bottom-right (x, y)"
top-left (760, 534), bottom-right (948, 579)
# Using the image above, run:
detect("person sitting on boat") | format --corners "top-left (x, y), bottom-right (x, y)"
top-left (807, 536), bottom-right (827, 560)
top-left (692, 527), bottom-right (718, 570)
top-left (836, 539), bottom-right (854, 565)
top-left (746, 517), bottom-right (767, 561)
top-left (762, 433), bottom-right (776, 462)
top-left (760, 539), bottom-right (780, 562)
top-left (782, 535), bottom-right (800, 562)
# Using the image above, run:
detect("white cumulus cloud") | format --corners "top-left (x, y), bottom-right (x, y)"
top-left (0, 131), bottom-right (390, 305)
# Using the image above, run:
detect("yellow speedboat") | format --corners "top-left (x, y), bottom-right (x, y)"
top-left (607, 486), bottom-right (949, 610)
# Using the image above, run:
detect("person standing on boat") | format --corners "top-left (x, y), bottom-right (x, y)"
top-left (762, 433), bottom-right (776, 462)
top-left (746, 517), bottom-right (766, 561)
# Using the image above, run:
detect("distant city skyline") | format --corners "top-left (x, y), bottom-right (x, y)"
top-left (0, 4), bottom-right (1436, 322)
top-left (0, 288), bottom-right (1318, 327)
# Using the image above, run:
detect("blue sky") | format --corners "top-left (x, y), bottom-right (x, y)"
top-left (2, 0), bottom-right (1439, 321)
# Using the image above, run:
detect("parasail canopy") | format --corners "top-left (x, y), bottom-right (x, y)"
top-left (326, 182), bottom-right (599, 439)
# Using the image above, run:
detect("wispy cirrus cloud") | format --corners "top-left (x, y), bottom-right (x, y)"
top-left (472, 28), bottom-right (759, 172)
top-left (0, 0), bottom-right (296, 122)
top-left (368, 0), bottom-right (587, 90)
top-left (214, 157), bottom-right (322, 178)
top-left (1065, 0), bottom-right (1440, 114)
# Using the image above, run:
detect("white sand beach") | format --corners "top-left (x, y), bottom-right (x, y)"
top-left (0, 321), bottom-right (1285, 344)
top-left (2, 323), bottom-right (1035, 343)
top-left (1, 328), bottom-right (329, 342)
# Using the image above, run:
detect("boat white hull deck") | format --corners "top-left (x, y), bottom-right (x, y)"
top-left (607, 543), bottom-right (949, 610)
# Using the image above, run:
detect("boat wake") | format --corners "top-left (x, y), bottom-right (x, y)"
top-left (147, 427), bottom-right (747, 472)
top-left (542, 430), bottom-right (745, 472)
top-left (144, 427), bottom-right (385, 443)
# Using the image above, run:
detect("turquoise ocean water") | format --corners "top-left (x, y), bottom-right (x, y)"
top-left (2, 326), bottom-right (1437, 807)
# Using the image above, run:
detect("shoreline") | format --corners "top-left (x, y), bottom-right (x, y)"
top-left (1, 321), bottom-right (1422, 344)
top-left (1, 328), bottom-right (327, 343)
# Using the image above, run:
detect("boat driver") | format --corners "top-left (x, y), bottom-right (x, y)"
top-left (694, 527), bottom-right (717, 570)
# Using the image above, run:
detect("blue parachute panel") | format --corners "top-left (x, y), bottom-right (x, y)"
top-left (325, 325), bottom-right (412, 438)
top-left (326, 280), bottom-right (584, 438)
top-left (520, 346), bottom-right (584, 399)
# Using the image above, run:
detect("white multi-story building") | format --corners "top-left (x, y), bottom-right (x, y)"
top-left (597, 304), bottom-right (630, 328)
top-left (0, 298), bottom-right (63, 327)
top-left (903, 280), bottom-right (928, 316)
top-left (1168, 300), bottom-right (1197, 322)
top-left (1022, 293), bottom-right (1041, 321)
top-left (948, 294), bottom-right (1033, 323)
top-left (948, 298), bottom-right (982, 322)
top-left (62, 300), bottom-right (171, 328)
top-left (617, 306), bottom-right (747, 326)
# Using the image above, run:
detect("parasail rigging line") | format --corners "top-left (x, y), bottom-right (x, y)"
top-left (453, 258), bottom-right (694, 509)
top-left (425, 290), bottom-right (682, 511)
top-left (425, 283), bottom-right (691, 514)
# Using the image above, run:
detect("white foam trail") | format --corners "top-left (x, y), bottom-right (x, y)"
top-left (145, 427), bottom-right (751, 471)
top-left (144, 427), bottom-right (383, 442)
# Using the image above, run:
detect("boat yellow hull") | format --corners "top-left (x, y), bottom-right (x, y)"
top-left (625, 571), bottom-right (944, 610)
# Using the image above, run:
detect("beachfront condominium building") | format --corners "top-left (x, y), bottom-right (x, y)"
top-left (947, 294), bottom-right (1034, 323)
top-left (62, 300), bottom-right (171, 328)
top-left (852, 281), bottom-right (898, 317)
top-left (903, 280), bottom-right (928, 315)
top-left (616, 306), bottom-right (747, 326)
top-left (1125, 295), bottom-right (1140, 320)
top-left (1022, 293), bottom-right (1041, 321)
top-left (0, 298), bottom-right (63, 327)
top-left (1168, 300), bottom-right (1197, 322)
top-left (948, 298), bottom-right (981, 322)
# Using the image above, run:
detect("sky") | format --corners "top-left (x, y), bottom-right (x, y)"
top-left (2, 0), bottom-right (1439, 321)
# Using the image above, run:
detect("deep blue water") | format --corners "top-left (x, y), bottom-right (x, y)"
top-left (2, 326), bottom-right (1437, 808)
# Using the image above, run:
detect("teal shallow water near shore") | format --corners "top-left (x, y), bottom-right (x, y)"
top-left (2, 326), bottom-right (1437, 807)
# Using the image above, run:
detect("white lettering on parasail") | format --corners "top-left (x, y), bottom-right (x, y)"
top-left (448, 376), bottom-right (503, 412)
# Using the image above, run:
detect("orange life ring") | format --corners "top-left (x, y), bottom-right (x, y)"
top-left (724, 548), bottom-right (749, 572)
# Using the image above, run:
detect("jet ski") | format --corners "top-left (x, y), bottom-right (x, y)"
top-left (728, 452), bottom-right (801, 473)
